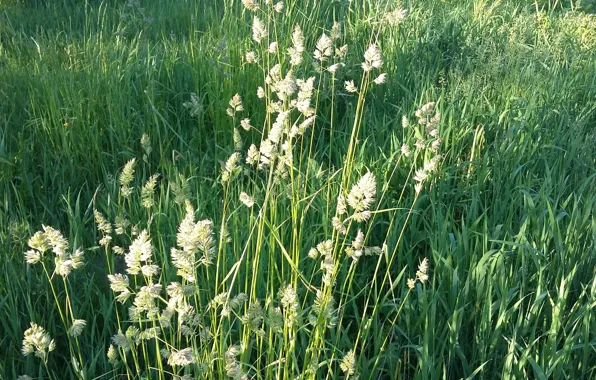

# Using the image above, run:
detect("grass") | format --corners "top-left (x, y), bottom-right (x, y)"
top-left (0, 0), bottom-right (595, 378)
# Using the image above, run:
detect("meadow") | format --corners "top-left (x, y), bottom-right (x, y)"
top-left (0, 0), bottom-right (595, 378)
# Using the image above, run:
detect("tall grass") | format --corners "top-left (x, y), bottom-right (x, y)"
top-left (1, 0), bottom-right (595, 379)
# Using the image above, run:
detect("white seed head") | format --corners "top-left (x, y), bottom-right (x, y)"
top-left (240, 118), bottom-right (252, 131)
top-left (345, 80), bottom-right (358, 93)
top-left (257, 86), bottom-right (266, 99)
top-left (362, 44), bottom-right (383, 72)
top-left (239, 192), bottom-right (255, 207)
top-left (332, 216), bottom-right (347, 235)
top-left (24, 250), bottom-right (41, 264)
top-left (401, 144), bottom-right (411, 157)
top-left (274, 1), bottom-right (284, 13)
top-left (413, 169), bottom-right (428, 183)
top-left (314, 33), bottom-right (333, 62)
top-left (373, 73), bottom-right (387, 84)
top-left (347, 172), bottom-right (377, 213)
top-left (335, 44), bottom-right (348, 58)
top-left (125, 229), bottom-right (152, 275)
top-left (22, 322), bottom-right (55, 360)
top-left (252, 16), bottom-right (267, 43)
top-left (242, 0), bottom-right (259, 11)
top-left (384, 8), bottom-right (408, 26)
top-left (69, 319), bottom-right (86, 337)
top-left (245, 50), bottom-right (256, 63)
top-left (340, 350), bottom-right (356, 376)
top-left (108, 273), bottom-right (130, 293)
top-left (268, 41), bottom-right (278, 54)
top-left (402, 115), bottom-right (409, 128)
top-left (330, 21), bottom-right (342, 40)
top-left (168, 347), bottom-right (196, 367)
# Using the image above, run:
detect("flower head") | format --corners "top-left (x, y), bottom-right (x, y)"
top-left (252, 16), bottom-right (267, 43)
top-left (22, 323), bottom-right (55, 361)
top-left (347, 172), bottom-right (376, 213)
top-left (362, 44), bottom-right (383, 72)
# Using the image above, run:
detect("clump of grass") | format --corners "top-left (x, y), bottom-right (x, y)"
top-left (1, 0), bottom-right (595, 379)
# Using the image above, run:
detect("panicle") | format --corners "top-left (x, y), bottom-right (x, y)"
top-left (268, 41), bottom-right (278, 54)
top-left (346, 229), bottom-right (365, 261)
top-left (141, 133), bottom-right (152, 160)
top-left (347, 172), bottom-right (377, 213)
top-left (273, 1), bottom-right (284, 13)
top-left (227, 93), bottom-right (244, 117)
top-left (24, 250), bottom-right (41, 264)
top-left (22, 322), bottom-right (55, 361)
top-left (246, 144), bottom-right (260, 165)
top-left (401, 143), bottom-right (411, 157)
top-left (314, 33), bottom-right (333, 62)
top-left (340, 350), bottom-right (356, 376)
top-left (241, 0), bottom-right (259, 11)
top-left (125, 229), bottom-right (153, 275)
top-left (119, 158), bottom-right (136, 198)
top-left (222, 152), bottom-right (241, 183)
top-left (345, 80), bottom-right (358, 93)
top-left (239, 192), bottom-right (255, 207)
top-left (330, 21), bottom-right (342, 40)
top-left (141, 174), bottom-right (160, 209)
top-left (373, 73), bottom-right (387, 84)
top-left (294, 76), bottom-right (316, 116)
top-left (288, 24), bottom-right (305, 66)
top-left (384, 7), bottom-right (408, 26)
top-left (245, 50), bottom-right (256, 63)
top-left (94, 210), bottom-right (112, 236)
top-left (416, 257), bottom-right (429, 283)
top-left (183, 92), bottom-right (204, 117)
top-left (42, 225), bottom-right (69, 256)
top-left (402, 115), bottom-right (409, 128)
top-left (335, 44), bottom-right (348, 58)
top-left (332, 216), bottom-right (347, 235)
top-left (257, 86), bottom-right (266, 99)
top-left (107, 344), bottom-right (118, 365)
top-left (28, 231), bottom-right (50, 253)
top-left (240, 118), bottom-right (252, 131)
top-left (69, 319), bottom-right (86, 337)
top-left (252, 16), bottom-right (267, 44)
top-left (168, 348), bottom-right (196, 367)
top-left (362, 44), bottom-right (383, 72)
top-left (233, 128), bottom-right (243, 151)
top-left (108, 273), bottom-right (130, 293)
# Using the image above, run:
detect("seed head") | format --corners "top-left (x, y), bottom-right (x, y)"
top-left (239, 192), bottom-right (255, 207)
top-left (362, 44), bottom-right (383, 72)
top-left (22, 322), bottom-right (55, 361)
top-left (168, 347), bottom-right (196, 367)
top-left (373, 73), bottom-right (387, 84)
top-left (347, 172), bottom-right (377, 213)
top-left (345, 80), bottom-right (358, 93)
top-left (227, 93), bottom-right (244, 117)
top-left (314, 33), bottom-right (333, 62)
top-left (252, 16), bottom-right (267, 43)
top-left (268, 41), bottom-right (278, 54)
top-left (69, 319), bottom-right (86, 337)
top-left (401, 144), bottom-right (411, 157)
top-left (340, 350), bottom-right (356, 376)
top-left (273, 1), bottom-right (284, 13)
top-left (119, 158), bottom-right (136, 198)
top-left (241, 0), bottom-right (259, 11)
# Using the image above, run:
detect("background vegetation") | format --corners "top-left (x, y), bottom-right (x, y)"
top-left (1, 0), bottom-right (595, 378)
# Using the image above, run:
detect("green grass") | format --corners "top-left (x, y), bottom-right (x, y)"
top-left (1, 0), bottom-right (595, 379)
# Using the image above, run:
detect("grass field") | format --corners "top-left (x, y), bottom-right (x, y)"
top-left (1, 0), bottom-right (595, 378)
